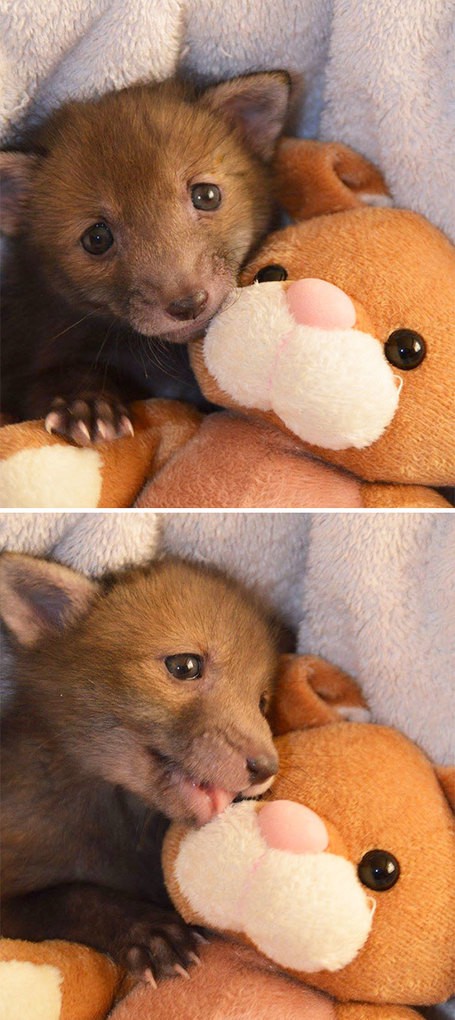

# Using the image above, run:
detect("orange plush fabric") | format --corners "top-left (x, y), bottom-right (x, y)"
top-left (137, 412), bottom-right (364, 508)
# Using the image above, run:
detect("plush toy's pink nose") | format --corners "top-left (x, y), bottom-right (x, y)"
top-left (258, 800), bottom-right (329, 854)
top-left (286, 278), bottom-right (356, 330)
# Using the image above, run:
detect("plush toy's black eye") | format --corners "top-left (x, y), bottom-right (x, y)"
top-left (384, 329), bottom-right (426, 370)
top-left (358, 850), bottom-right (400, 891)
top-left (164, 654), bottom-right (203, 680)
top-left (254, 264), bottom-right (288, 283)
top-left (81, 222), bottom-right (114, 255)
top-left (191, 183), bottom-right (222, 211)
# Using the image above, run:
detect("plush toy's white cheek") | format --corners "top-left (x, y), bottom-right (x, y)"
top-left (244, 852), bottom-right (374, 973)
top-left (204, 283), bottom-right (288, 404)
top-left (204, 284), bottom-right (400, 450)
top-left (174, 802), bottom-right (266, 930)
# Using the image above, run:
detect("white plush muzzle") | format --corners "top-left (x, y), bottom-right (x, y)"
top-left (174, 801), bottom-right (374, 973)
top-left (203, 283), bottom-right (400, 450)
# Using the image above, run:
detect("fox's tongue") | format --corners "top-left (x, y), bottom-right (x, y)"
top-left (180, 777), bottom-right (234, 826)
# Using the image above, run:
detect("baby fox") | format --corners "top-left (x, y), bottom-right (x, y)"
top-left (0, 553), bottom-right (279, 980)
top-left (0, 72), bottom-right (290, 443)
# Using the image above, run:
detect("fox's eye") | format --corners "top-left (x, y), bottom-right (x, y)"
top-left (259, 694), bottom-right (269, 716)
top-left (384, 329), bottom-right (426, 370)
top-left (191, 183), bottom-right (222, 211)
top-left (81, 222), bottom-right (114, 255)
top-left (254, 264), bottom-right (288, 282)
top-left (164, 654), bottom-right (203, 680)
top-left (358, 850), bottom-right (400, 891)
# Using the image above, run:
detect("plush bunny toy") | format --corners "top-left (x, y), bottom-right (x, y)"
top-left (108, 658), bottom-right (455, 1019)
top-left (139, 139), bottom-right (455, 508)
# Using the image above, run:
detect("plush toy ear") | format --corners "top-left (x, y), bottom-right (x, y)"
top-left (435, 766), bottom-right (455, 811)
top-left (273, 138), bottom-right (391, 221)
top-left (269, 653), bottom-right (369, 736)
top-left (0, 152), bottom-right (41, 235)
top-left (0, 553), bottom-right (100, 647)
top-left (203, 71), bottom-right (291, 162)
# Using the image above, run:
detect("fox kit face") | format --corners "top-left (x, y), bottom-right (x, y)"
top-left (0, 554), bottom-right (279, 826)
top-left (1, 74), bottom-right (290, 343)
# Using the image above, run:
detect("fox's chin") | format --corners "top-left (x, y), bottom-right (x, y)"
top-left (123, 311), bottom-right (208, 343)
top-left (157, 320), bottom-right (216, 344)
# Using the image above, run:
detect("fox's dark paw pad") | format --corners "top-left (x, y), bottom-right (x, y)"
top-left (119, 914), bottom-right (202, 982)
top-left (44, 395), bottom-right (134, 446)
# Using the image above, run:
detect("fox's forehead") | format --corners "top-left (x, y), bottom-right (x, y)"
top-left (34, 106), bottom-right (241, 230)
top-left (41, 89), bottom-right (232, 179)
top-left (83, 567), bottom-right (277, 673)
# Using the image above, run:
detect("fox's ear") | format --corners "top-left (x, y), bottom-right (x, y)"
top-left (269, 653), bottom-right (370, 736)
top-left (273, 138), bottom-right (392, 221)
top-left (0, 151), bottom-right (41, 236)
top-left (203, 71), bottom-right (292, 162)
top-left (0, 553), bottom-right (100, 647)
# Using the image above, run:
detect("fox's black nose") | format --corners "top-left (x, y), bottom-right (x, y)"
top-left (247, 755), bottom-right (278, 784)
top-left (166, 290), bottom-right (209, 321)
